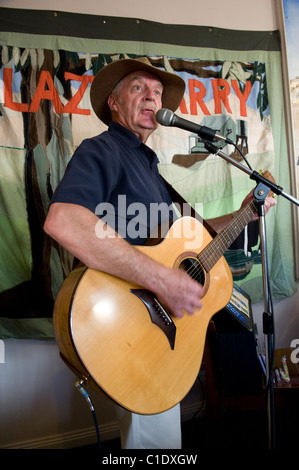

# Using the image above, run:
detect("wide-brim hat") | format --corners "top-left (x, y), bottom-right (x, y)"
top-left (90, 57), bottom-right (185, 126)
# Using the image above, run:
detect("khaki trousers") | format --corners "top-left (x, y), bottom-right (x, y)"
top-left (115, 403), bottom-right (182, 449)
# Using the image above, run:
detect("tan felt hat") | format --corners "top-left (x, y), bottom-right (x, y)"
top-left (90, 57), bottom-right (185, 126)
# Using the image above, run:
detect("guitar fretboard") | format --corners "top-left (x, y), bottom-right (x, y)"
top-left (198, 201), bottom-right (256, 272)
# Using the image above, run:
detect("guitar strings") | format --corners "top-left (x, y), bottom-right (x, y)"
top-left (182, 201), bottom-right (256, 284)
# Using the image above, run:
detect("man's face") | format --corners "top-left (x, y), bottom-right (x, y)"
top-left (107, 70), bottom-right (163, 143)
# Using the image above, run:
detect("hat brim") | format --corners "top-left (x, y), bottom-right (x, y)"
top-left (90, 58), bottom-right (185, 126)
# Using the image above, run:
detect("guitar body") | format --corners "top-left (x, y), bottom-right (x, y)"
top-left (53, 216), bottom-right (233, 415)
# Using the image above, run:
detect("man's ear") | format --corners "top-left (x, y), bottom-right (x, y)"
top-left (107, 93), bottom-right (118, 112)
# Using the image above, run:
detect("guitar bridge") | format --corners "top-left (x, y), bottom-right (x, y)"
top-left (130, 289), bottom-right (176, 350)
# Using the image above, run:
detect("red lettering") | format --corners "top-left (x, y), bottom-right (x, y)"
top-left (179, 96), bottom-right (188, 115)
top-left (3, 68), bottom-right (29, 112)
top-left (212, 79), bottom-right (232, 114)
top-left (4, 70), bottom-right (251, 120)
top-left (63, 72), bottom-right (93, 115)
top-left (188, 79), bottom-right (210, 116)
top-left (231, 79), bottom-right (251, 117)
top-left (29, 71), bottom-right (64, 113)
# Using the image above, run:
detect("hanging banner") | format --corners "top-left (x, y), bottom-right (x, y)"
top-left (0, 10), bottom-right (296, 339)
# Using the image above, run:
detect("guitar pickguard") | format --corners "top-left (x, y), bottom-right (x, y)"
top-left (130, 289), bottom-right (176, 350)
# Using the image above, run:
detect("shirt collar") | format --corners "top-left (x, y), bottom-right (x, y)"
top-left (108, 121), bottom-right (159, 164)
top-left (108, 121), bottom-right (143, 148)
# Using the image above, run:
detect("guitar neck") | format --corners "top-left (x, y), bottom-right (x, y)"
top-left (198, 201), bottom-right (256, 272)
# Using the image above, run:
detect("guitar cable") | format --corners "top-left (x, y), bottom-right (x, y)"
top-left (75, 380), bottom-right (102, 449)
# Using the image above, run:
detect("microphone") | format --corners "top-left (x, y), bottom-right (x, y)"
top-left (156, 108), bottom-right (234, 144)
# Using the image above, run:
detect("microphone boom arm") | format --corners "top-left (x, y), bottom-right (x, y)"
top-left (204, 141), bottom-right (299, 206)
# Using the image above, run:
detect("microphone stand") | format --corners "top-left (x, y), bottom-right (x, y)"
top-left (203, 141), bottom-right (299, 450)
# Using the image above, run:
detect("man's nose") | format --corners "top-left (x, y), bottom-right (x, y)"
top-left (144, 88), bottom-right (156, 100)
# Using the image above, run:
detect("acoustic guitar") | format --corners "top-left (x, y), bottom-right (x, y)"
top-left (53, 197), bottom-right (260, 415)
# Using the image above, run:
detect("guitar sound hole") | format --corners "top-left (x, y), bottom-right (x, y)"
top-left (178, 257), bottom-right (205, 286)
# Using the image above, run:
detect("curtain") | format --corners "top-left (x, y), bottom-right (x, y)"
top-left (0, 7), bottom-right (296, 339)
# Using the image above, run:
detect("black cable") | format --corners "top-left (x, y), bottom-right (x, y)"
top-left (204, 140), bottom-right (253, 170)
top-left (91, 409), bottom-right (102, 449)
top-left (191, 374), bottom-right (205, 420)
top-left (75, 380), bottom-right (102, 449)
top-left (231, 142), bottom-right (253, 170)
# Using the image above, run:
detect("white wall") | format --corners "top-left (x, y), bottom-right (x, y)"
top-left (1, 0), bottom-right (277, 29)
top-left (1, 0), bottom-right (299, 449)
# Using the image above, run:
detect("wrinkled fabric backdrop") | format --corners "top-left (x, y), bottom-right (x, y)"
top-left (0, 8), bottom-right (296, 339)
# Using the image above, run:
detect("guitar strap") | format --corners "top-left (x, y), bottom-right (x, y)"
top-left (161, 176), bottom-right (217, 238)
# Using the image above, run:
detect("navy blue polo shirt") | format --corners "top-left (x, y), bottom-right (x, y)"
top-left (50, 122), bottom-right (175, 245)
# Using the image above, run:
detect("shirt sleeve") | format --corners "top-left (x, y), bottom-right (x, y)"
top-left (50, 135), bottom-right (120, 214)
